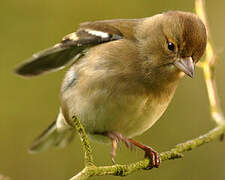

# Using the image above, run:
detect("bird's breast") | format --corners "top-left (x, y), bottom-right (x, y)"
top-left (61, 83), bottom-right (174, 141)
top-left (94, 91), bottom-right (173, 138)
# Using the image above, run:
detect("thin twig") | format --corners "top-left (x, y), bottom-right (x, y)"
top-left (69, 0), bottom-right (225, 179)
top-left (195, 0), bottom-right (225, 125)
top-left (71, 115), bottom-right (95, 167)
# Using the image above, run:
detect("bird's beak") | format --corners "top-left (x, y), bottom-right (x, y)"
top-left (174, 57), bottom-right (194, 78)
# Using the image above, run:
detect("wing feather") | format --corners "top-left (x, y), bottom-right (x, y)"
top-left (15, 19), bottom-right (139, 77)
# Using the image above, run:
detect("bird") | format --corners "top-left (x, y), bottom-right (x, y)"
top-left (15, 11), bottom-right (207, 169)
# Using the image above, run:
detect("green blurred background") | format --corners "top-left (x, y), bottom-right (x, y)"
top-left (1, 0), bottom-right (225, 179)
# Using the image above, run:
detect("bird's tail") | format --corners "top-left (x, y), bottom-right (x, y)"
top-left (29, 120), bottom-right (75, 153)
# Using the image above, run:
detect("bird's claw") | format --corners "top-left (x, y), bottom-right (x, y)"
top-left (144, 147), bottom-right (161, 169)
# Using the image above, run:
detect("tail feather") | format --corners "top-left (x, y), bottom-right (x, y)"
top-left (29, 121), bottom-right (75, 153)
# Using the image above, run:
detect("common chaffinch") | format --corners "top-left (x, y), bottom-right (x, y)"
top-left (15, 11), bottom-right (207, 169)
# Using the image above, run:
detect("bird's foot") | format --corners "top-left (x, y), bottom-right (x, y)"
top-left (143, 146), bottom-right (160, 169)
top-left (128, 138), bottom-right (160, 169)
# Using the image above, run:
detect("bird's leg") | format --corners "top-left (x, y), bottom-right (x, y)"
top-left (105, 132), bottom-right (160, 169)
top-left (106, 132), bottom-right (119, 164)
top-left (128, 138), bottom-right (160, 169)
top-left (106, 132), bottom-right (133, 163)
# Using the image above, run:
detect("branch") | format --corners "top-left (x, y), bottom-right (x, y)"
top-left (195, 0), bottom-right (225, 126)
top-left (71, 115), bottom-right (95, 167)
top-left (69, 1), bottom-right (225, 179)
top-left (70, 115), bottom-right (225, 180)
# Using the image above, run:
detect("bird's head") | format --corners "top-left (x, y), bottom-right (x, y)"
top-left (137, 11), bottom-right (207, 87)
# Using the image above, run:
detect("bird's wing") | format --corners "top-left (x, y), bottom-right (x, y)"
top-left (15, 19), bottom-right (138, 77)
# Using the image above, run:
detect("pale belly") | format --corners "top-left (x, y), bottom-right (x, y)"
top-left (61, 87), bottom-right (172, 142)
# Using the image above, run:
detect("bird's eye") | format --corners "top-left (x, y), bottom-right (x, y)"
top-left (168, 42), bottom-right (175, 51)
